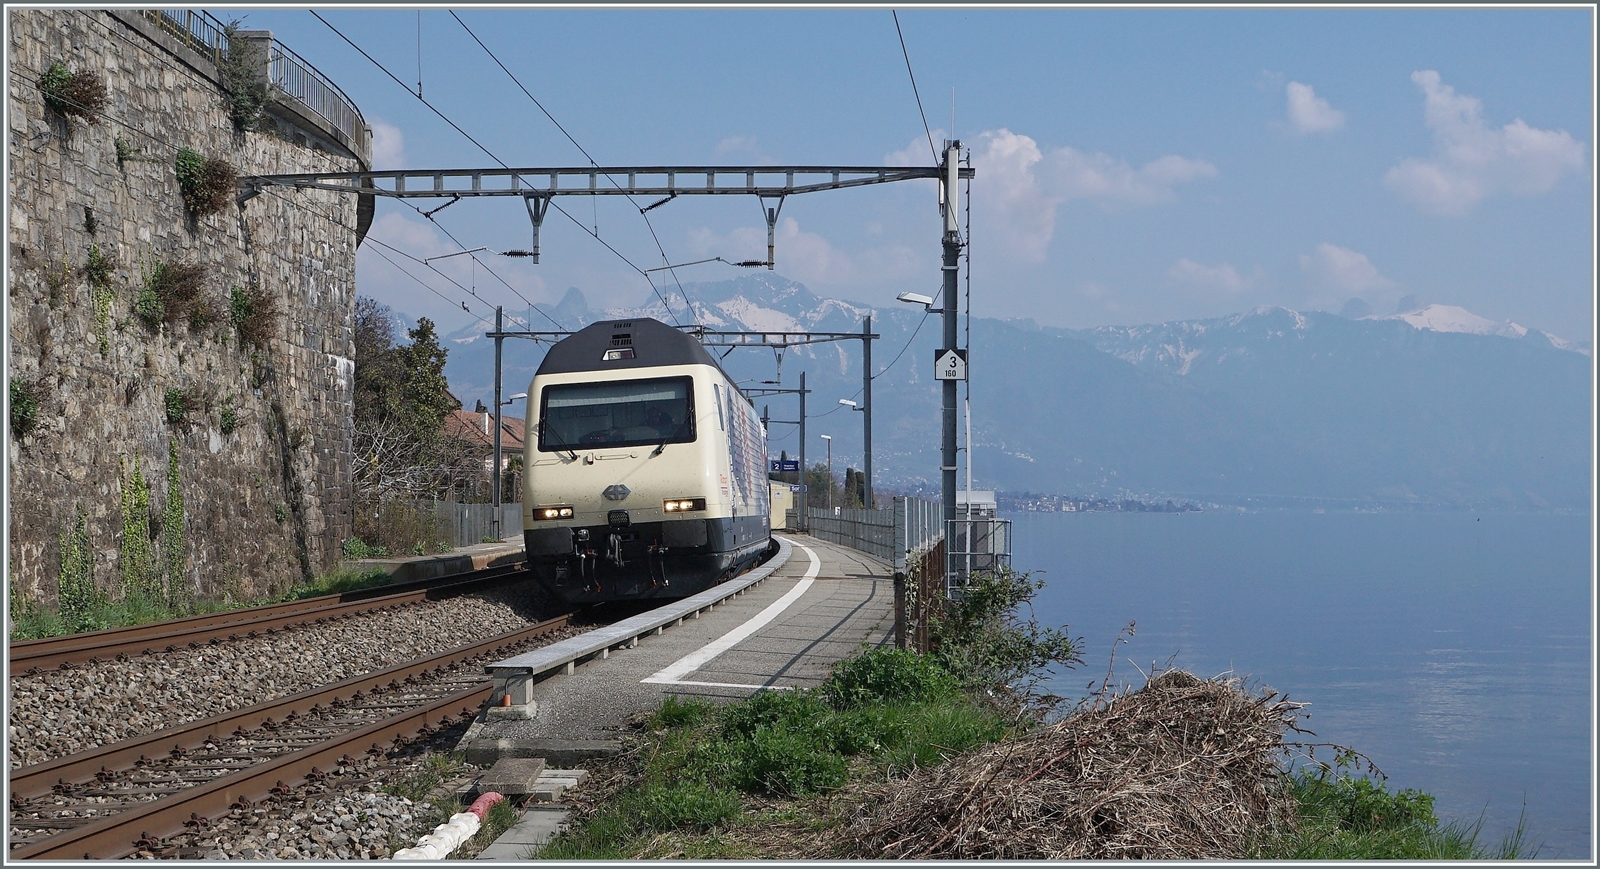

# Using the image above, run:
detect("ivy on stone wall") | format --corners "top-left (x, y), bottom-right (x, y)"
top-left (57, 509), bottom-right (104, 632)
top-left (219, 395), bottom-right (239, 435)
top-left (220, 22), bottom-right (274, 132)
top-left (118, 455), bottom-right (155, 601)
top-left (163, 438), bottom-right (187, 603)
top-left (10, 377), bottom-right (40, 439)
top-left (84, 243), bottom-right (115, 356)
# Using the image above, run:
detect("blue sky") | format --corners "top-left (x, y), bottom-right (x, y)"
top-left (229, 5), bottom-right (1593, 341)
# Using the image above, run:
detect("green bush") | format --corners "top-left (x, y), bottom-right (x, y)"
top-left (732, 726), bottom-right (848, 797)
top-left (720, 688), bottom-right (832, 741)
top-left (821, 646), bottom-right (958, 709)
top-left (931, 567), bottom-right (1082, 697)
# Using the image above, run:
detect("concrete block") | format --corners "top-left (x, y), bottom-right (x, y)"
top-left (478, 757), bottom-right (546, 796)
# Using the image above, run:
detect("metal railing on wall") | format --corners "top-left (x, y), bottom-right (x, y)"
top-left (141, 9), bottom-right (365, 153)
top-left (146, 9), bottom-right (227, 65)
top-left (267, 41), bottom-right (366, 150)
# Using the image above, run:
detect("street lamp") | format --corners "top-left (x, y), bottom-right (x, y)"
top-left (819, 434), bottom-right (832, 510)
top-left (896, 291), bottom-right (944, 313)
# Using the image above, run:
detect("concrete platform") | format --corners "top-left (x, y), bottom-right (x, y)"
top-left (345, 538), bottom-right (523, 584)
top-left (459, 534), bottom-right (894, 763)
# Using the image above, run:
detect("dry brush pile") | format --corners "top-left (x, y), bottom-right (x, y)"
top-left (835, 670), bottom-right (1305, 860)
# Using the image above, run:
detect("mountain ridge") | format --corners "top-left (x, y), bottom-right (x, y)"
top-left (422, 275), bottom-right (1590, 509)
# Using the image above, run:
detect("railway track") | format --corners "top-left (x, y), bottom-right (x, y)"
top-left (7, 611), bottom-right (575, 860)
top-left (9, 562), bottom-right (528, 671)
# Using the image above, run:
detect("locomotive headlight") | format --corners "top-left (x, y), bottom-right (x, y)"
top-left (533, 505), bottom-right (574, 521)
top-left (663, 498), bottom-right (706, 513)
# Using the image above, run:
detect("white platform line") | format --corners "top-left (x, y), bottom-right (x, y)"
top-left (641, 541), bottom-right (820, 686)
top-left (660, 680), bottom-right (796, 691)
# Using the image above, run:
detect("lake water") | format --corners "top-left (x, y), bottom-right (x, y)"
top-left (1010, 510), bottom-right (1592, 860)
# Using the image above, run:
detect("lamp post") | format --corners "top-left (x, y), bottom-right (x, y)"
top-left (819, 434), bottom-right (832, 510)
top-left (838, 399), bottom-right (866, 508)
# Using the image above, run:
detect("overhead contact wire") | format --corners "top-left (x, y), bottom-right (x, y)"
top-left (311, 10), bottom-right (680, 324)
top-left (448, 10), bottom-right (699, 324)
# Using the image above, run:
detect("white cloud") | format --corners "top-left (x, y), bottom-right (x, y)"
top-left (1299, 243), bottom-right (1394, 294)
top-left (1286, 82), bottom-right (1345, 134)
top-left (967, 128), bottom-right (1217, 261)
top-left (884, 130), bottom-right (947, 167)
top-left (1384, 70), bottom-right (1587, 216)
top-left (1168, 258), bottom-right (1247, 294)
top-left (369, 118), bottom-right (406, 170)
top-left (1047, 147), bottom-right (1217, 206)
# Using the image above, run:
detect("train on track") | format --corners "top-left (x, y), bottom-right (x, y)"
top-left (521, 317), bottom-right (772, 604)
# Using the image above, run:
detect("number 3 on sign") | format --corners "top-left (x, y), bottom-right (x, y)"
top-left (934, 349), bottom-right (967, 381)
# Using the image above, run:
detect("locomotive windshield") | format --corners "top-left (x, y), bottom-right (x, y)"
top-left (538, 376), bottom-right (696, 451)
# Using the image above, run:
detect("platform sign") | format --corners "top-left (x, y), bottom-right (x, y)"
top-left (934, 348), bottom-right (968, 381)
top-left (770, 459), bottom-right (800, 473)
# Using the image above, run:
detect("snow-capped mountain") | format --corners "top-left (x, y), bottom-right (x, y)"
top-left (1366, 304), bottom-right (1589, 354)
top-left (415, 279), bottom-right (1588, 510)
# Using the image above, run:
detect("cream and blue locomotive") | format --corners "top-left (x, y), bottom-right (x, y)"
top-left (521, 318), bottom-right (772, 603)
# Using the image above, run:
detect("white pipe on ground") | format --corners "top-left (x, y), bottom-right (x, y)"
top-left (392, 792), bottom-right (506, 860)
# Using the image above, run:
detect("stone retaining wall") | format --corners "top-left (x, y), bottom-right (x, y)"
top-left (7, 9), bottom-right (370, 607)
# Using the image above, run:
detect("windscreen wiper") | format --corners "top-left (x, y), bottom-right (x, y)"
top-left (540, 419), bottom-right (579, 461)
top-left (650, 421), bottom-right (687, 458)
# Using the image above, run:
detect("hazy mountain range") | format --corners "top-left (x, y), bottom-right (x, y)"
top-left (412, 273), bottom-right (1590, 510)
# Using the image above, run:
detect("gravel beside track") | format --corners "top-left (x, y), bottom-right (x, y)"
top-left (8, 585), bottom-right (550, 769)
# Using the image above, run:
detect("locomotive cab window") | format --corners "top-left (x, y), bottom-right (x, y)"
top-left (539, 376), bottom-right (696, 451)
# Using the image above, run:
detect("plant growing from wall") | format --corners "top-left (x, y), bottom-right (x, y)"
top-left (229, 283), bottom-right (278, 347)
top-left (43, 255), bottom-right (72, 307)
top-left (219, 395), bottom-right (239, 435)
top-left (174, 147), bottom-right (238, 218)
top-left (163, 439), bottom-right (187, 601)
top-left (114, 136), bottom-right (151, 168)
top-left (137, 257), bottom-right (211, 329)
top-left (118, 455), bottom-right (155, 601)
top-left (83, 206), bottom-right (98, 236)
top-left (84, 243), bottom-right (116, 355)
top-left (38, 62), bottom-right (107, 122)
top-left (57, 509), bottom-right (105, 632)
top-left (219, 22), bottom-right (274, 132)
top-left (164, 387), bottom-right (198, 424)
top-left (10, 377), bottom-right (40, 438)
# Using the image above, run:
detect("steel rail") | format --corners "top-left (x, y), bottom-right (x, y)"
top-left (7, 612), bottom-right (571, 802)
top-left (9, 561), bottom-right (527, 669)
top-left (8, 684), bottom-right (493, 860)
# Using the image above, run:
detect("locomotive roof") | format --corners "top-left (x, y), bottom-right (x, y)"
top-left (536, 317), bottom-right (722, 376)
